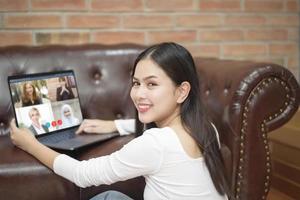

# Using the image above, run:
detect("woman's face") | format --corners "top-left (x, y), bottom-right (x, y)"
top-left (130, 59), bottom-right (181, 127)
top-left (25, 83), bottom-right (34, 96)
top-left (63, 108), bottom-right (71, 117)
top-left (59, 79), bottom-right (66, 87)
top-left (29, 110), bottom-right (40, 123)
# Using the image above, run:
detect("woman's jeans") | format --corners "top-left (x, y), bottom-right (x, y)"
top-left (89, 190), bottom-right (134, 200)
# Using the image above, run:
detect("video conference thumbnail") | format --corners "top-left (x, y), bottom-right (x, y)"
top-left (9, 74), bottom-right (83, 136)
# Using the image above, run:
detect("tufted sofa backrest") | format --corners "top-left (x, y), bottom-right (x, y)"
top-left (0, 44), bottom-right (299, 200)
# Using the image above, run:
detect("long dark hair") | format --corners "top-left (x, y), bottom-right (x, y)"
top-left (22, 82), bottom-right (39, 103)
top-left (132, 42), bottom-right (232, 198)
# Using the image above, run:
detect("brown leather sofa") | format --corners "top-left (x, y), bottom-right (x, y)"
top-left (0, 44), bottom-right (299, 200)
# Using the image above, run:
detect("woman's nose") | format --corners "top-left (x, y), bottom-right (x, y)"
top-left (135, 86), bottom-right (147, 98)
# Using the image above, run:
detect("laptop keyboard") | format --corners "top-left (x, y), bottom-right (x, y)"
top-left (38, 129), bottom-right (75, 144)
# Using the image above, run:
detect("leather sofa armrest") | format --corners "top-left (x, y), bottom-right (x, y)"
top-left (194, 57), bottom-right (299, 200)
top-left (229, 64), bottom-right (299, 200)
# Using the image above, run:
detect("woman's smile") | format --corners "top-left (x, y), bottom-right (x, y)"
top-left (137, 103), bottom-right (152, 113)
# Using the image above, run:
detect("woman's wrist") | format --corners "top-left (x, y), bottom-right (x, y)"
top-left (27, 140), bottom-right (61, 169)
top-left (27, 139), bottom-right (42, 155)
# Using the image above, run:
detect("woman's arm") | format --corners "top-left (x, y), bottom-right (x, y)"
top-left (54, 130), bottom-right (163, 188)
top-left (11, 119), bottom-right (162, 188)
top-left (67, 86), bottom-right (75, 98)
top-left (76, 119), bottom-right (135, 136)
top-left (114, 119), bottom-right (136, 135)
top-left (10, 119), bottom-right (60, 169)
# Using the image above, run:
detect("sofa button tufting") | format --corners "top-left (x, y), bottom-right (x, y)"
top-left (94, 73), bottom-right (102, 84)
top-left (224, 88), bottom-right (229, 94)
top-left (116, 113), bottom-right (123, 119)
top-left (94, 73), bottom-right (101, 79)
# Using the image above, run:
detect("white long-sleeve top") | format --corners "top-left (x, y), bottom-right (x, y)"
top-left (53, 127), bottom-right (226, 200)
top-left (114, 119), bottom-right (135, 136)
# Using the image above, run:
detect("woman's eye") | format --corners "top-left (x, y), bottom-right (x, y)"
top-left (147, 83), bottom-right (157, 87)
top-left (132, 81), bottom-right (140, 87)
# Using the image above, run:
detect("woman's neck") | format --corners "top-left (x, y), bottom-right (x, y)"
top-left (157, 114), bottom-right (182, 129)
top-left (156, 107), bottom-right (182, 128)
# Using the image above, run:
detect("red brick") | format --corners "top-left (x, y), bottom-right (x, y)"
top-left (267, 57), bottom-right (288, 65)
top-left (146, 0), bottom-right (195, 11)
top-left (93, 32), bottom-right (145, 44)
top-left (66, 15), bottom-right (120, 28)
top-left (123, 15), bottom-right (173, 28)
top-left (267, 57), bottom-right (286, 66)
top-left (32, 0), bottom-right (86, 11)
top-left (270, 44), bottom-right (298, 56)
top-left (4, 15), bottom-right (62, 28)
top-left (287, 56), bottom-right (299, 68)
top-left (199, 30), bottom-right (243, 42)
top-left (200, 0), bottom-right (241, 12)
top-left (245, 29), bottom-right (288, 41)
top-left (148, 31), bottom-right (197, 43)
top-left (245, 1), bottom-right (284, 12)
top-left (288, 68), bottom-right (299, 81)
top-left (286, 0), bottom-right (299, 12)
top-left (288, 28), bottom-right (299, 41)
top-left (36, 32), bottom-right (90, 45)
top-left (223, 44), bottom-right (267, 56)
top-left (267, 15), bottom-right (299, 27)
top-left (224, 15), bottom-right (266, 26)
top-left (91, 0), bottom-right (143, 11)
top-left (268, 58), bottom-right (285, 66)
top-left (0, 0), bottom-right (28, 11)
top-left (177, 15), bottom-right (222, 27)
top-left (186, 44), bottom-right (220, 58)
top-left (0, 32), bottom-right (32, 46)
top-left (252, 57), bottom-right (285, 66)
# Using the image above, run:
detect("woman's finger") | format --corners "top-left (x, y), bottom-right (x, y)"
top-left (84, 119), bottom-right (101, 126)
top-left (75, 123), bottom-right (85, 134)
top-left (10, 119), bottom-right (17, 132)
top-left (83, 127), bottom-right (100, 134)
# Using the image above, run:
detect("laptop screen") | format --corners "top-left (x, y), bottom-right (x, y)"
top-left (8, 70), bottom-right (83, 136)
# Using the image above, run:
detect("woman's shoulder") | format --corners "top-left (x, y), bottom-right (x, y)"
top-left (121, 128), bottom-right (166, 155)
top-left (127, 127), bottom-right (177, 150)
top-left (144, 127), bottom-right (172, 135)
top-left (142, 127), bottom-right (175, 143)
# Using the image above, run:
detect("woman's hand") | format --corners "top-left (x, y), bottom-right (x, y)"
top-left (60, 86), bottom-right (70, 95)
top-left (76, 119), bottom-right (117, 135)
top-left (10, 119), bottom-right (39, 153)
top-left (10, 119), bottom-right (60, 170)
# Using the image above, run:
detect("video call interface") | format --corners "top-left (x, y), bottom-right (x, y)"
top-left (9, 71), bottom-right (83, 136)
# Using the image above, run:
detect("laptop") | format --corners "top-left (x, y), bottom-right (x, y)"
top-left (8, 70), bottom-right (119, 151)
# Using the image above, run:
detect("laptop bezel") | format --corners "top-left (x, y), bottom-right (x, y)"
top-left (7, 69), bottom-right (84, 138)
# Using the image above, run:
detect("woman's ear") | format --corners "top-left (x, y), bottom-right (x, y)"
top-left (176, 81), bottom-right (191, 104)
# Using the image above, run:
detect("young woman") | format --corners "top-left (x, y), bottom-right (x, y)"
top-left (10, 42), bottom-right (231, 200)
top-left (60, 104), bottom-right (80, 129)
top-left (27, 107), bottom-right (49, 135)
top-left (56, 77), bottom-right (75, 101)
top-left (21, 82), bottom-right (42, 107)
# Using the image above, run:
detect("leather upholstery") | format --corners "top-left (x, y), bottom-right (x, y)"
top-left (0, 44), bottom-right (299, 200)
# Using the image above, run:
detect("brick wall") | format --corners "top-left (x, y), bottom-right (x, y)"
top-left (0, 0), bottom-right (299, 80)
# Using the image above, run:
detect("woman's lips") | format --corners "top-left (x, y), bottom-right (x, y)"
top-left (137, 104), bottom-right (151, 113)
